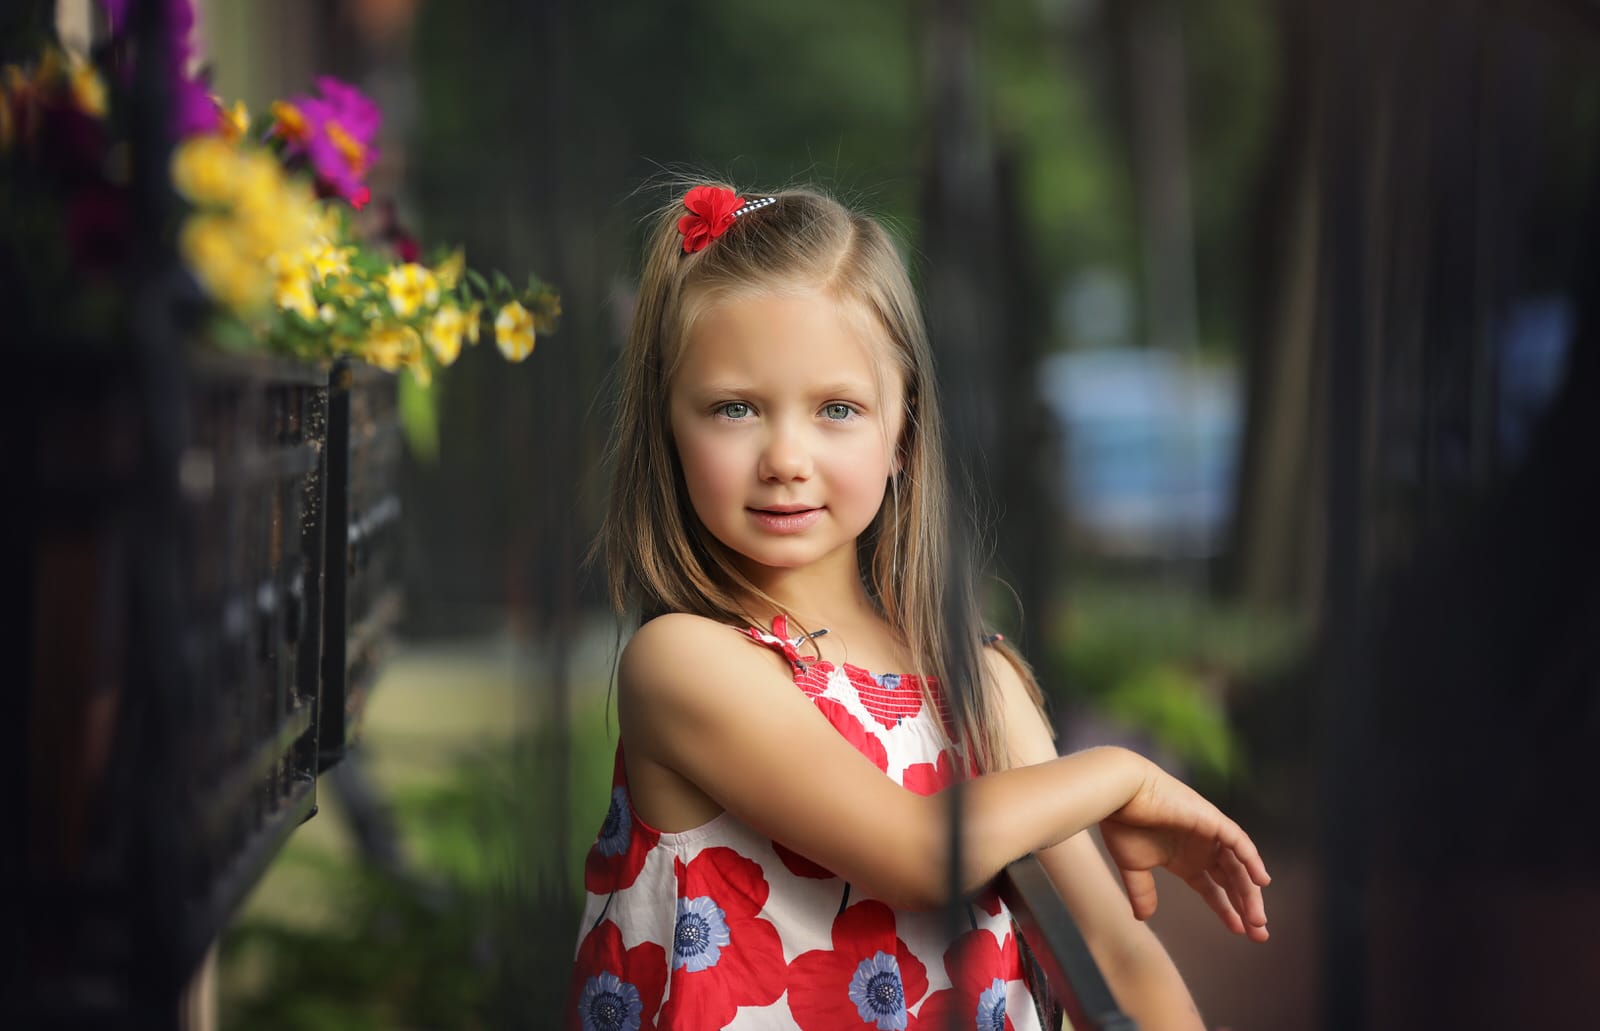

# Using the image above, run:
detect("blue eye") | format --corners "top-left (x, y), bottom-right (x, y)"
top-left (823, 403), bottom-right (855, 421)
top-left (717, 402), bottom-right (752, 420)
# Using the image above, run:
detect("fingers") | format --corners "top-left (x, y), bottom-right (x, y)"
top-left (1120, 867), bottom-right (1159, 921)
top-left (1216, 847), bottom-right (1270, 942)
top-left (1186, 868), bottom-right (1244, 935)
top-left (1215, 816), bottom-right (1272, 887)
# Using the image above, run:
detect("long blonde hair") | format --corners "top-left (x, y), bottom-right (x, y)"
top-left (601, 180), bottom-right (1043, 773)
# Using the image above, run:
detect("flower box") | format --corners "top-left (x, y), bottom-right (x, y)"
top-left (318, 356), bottom-right (404, 770)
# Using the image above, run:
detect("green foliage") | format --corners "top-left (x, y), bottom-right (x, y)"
top-left (221, 700), bottom-right (619, 1027)
top-left (398, 370), bottom-right (440, 465)
top-left (1047, 578), bottom-right (1307, 784)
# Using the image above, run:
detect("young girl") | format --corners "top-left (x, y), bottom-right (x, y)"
top-left (569, 182), bottom-right (1270, 1031)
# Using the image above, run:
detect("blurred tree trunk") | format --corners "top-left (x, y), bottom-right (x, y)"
top-left (1114, 0), bottom-right (1200, 359)
top-left (917, 0), bottom-right (1053, 657)
top-left (1220, 0), bottom-right (1326, 614)
top-left (918, 0), bottom-right (1001, 472)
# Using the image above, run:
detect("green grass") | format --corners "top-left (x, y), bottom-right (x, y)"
top-left (219, 637), bottom-right (620, 1027)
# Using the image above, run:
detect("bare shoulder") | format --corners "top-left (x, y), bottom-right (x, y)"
top-left (981, 639), bottom-right (1034, 708)
top-left (982, 640), bottom-right (1058, 765)
top-left (618, 612), bottom-right (790, 710)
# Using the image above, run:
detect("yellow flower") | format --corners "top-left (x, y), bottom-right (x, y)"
top-left (434, 249), bottom-right (465, 290)
top-left (494, 301), bottom-right (535, 361)
top-left (464, 301), bottom-right (483, 345)
top-left (270, 100), bottom-right (311, 147)
top-left (328, 278), bottom-right (367, 305)
top-left (383, 263), bottom-right (439, 318)
top-left (234, 148), bottom-right (315, 258)
top-left (304, 240), bottom-right (355, 283)
top-left (0, 88), bottom-right (14, 152)
top-left (425, 305), bottom-right (465, 366)
top-left (171, 136), bottom-right (240, 207)
top-left (307, 204), bottom-right (343, 245)
top-left (364, 325), bottom-right (420, 372)
top-left (69, 59), bottom-right (106, 117)
top-left (218, 98), bottom-right (249, 143)
top-left (324, 119), bottom-right (369, 177)
top-left (268, 251), bottom-right (317, 322)
top-left (181, 215), bottom-right (262, 312)
top-left (406, 349), bottom-right (432, 388)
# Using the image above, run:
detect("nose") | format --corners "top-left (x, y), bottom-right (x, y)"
top-left (758, 421), bottom-right (812, 483)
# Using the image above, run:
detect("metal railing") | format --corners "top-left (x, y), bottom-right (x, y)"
top-left (999, 855), bottom-right (1138, 1031)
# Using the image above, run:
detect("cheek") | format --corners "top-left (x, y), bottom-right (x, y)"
top-left (673, 429), bottom-right (745, 500)
top-left (828, 435), bottom-right (895, 502)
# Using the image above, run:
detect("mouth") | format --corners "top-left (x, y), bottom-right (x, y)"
top-left (747, 506), bottom-right (824, 534)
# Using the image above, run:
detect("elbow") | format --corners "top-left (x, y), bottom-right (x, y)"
top-left (857, 797), bottom-right (990, 912)
top-left (874, 871), bottom-right (951, 913)
top-left (869, 867), bottom-right (992, 912)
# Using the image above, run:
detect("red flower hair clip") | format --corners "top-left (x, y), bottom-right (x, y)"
top-left (676, 186), bottom-right (777, 253)
top-left (677, 185), bottom-right (743, 253)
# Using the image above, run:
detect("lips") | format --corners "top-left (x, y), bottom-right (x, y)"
top-left (748, 506), bottom-right (824, 534)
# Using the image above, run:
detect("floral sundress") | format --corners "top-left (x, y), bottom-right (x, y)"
top-left (567, 616), bottom-right (1042, 1031)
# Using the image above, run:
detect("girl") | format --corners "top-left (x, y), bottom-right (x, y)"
top-left (569, 182), bottom-right (1270, 1031)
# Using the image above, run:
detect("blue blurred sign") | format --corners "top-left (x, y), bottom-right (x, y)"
top-left (1040, 347), bottom-right (1240, 557)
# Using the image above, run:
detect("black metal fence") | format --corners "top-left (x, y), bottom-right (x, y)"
top-left (11, 349), bottom-right (400, 1027)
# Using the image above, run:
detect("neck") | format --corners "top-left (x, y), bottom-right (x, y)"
top-left (732, 545), bottom-right (877, 629)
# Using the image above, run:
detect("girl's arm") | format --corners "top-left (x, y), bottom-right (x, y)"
top-left (619, 613), bottom-right (1268, 919)
top-left (989, 647), bottom-right (1213, 1031)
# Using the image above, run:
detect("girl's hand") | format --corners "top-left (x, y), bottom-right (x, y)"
top-left (1098, 760), bottom-right (1272, 942)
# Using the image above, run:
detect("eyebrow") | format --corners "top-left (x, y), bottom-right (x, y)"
top-left (693, 382), bottom-right (878, 398)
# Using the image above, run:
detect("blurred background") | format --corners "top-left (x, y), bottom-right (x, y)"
top-left (15, 0), bottom-right (1600, 1027)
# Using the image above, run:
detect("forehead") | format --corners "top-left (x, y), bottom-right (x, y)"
top-left (674, 288), bottom-right (902, 395)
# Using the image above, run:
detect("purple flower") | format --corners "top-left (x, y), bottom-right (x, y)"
top-left (101, 0), bottom-right (197, 67)
top-left (99, 0), bottom-right (219, 138)
top-left (274, 77), bottom-right (382, 205)
top-left (171, 72), bottom-right (220, 137)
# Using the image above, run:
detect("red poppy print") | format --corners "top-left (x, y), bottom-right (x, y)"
top-left (788, 900), bottom-right (930, 1030)
top-left (794, 659), bottom-right (835, 697)
top-left (677, 185), bottom-right (743, 253)
top-left (902, 750), bottom-right (957, 797)
top-left (568, 919), bottom-right (668, 1031)
top-left (813, 696), bottom-right (889, 772)
top-left (657, 847), bottom-right (786, 1029)
top-left (843, 666), bottom-right (925, 730)
top-left (584, 747), bottom-right (659, 895)
top-left (971, 886), bottom-right (1005, 918)
top-left (773, 840), bottom-right (836, 879)
top-left (915, 928), bottom-right (1021, 1031)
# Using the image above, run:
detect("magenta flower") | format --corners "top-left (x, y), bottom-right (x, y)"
top-left (273, 77), bottom-right (382, 207)
top-left (102, 0), bottom-right (197, 67)
top-left (100, 0), bottom-right (221, 139)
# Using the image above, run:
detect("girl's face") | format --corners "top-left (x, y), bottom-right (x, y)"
top-left (669, 288), bottom-right (905, 583)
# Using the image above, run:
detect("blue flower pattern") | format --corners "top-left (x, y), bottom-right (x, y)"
top-left (597, 786), bottom-right (631, 856)
top-left (672, 895), bottom-right (732, 973)
top-left (579, 971), bottom-right (643, 1031)
top-left (848, 950), bottom-right (908, 1030)
top-left (978, 978), bottom-right (1007, 1031)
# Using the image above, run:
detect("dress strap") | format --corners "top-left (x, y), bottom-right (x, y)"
top-left (740, 614), bottom-right (828, 671)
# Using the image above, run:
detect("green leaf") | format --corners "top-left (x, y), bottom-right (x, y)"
top-left (398, 368), bottom-right (440, 465)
